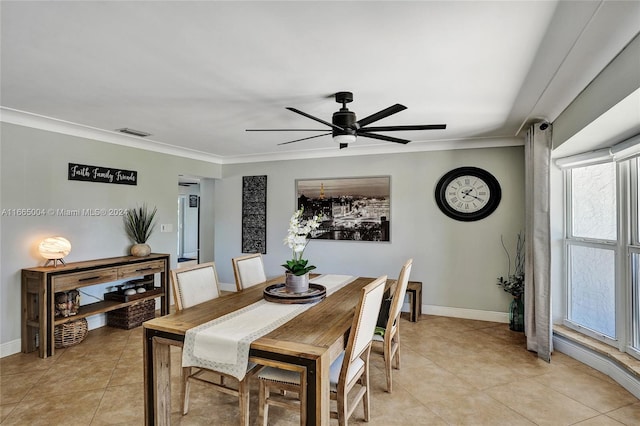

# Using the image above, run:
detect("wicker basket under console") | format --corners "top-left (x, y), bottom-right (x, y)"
top-left (106, 299), bottom-right (156, 329)
top-left (54, 318), bottom-right (88, 348)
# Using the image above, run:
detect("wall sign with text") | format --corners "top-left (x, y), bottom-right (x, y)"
top-left (68, 163), bottom-right (137, 186)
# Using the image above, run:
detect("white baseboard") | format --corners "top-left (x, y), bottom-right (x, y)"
top-left (554, 334), bottom-right (640, 399)
top-left (423, 304), bottom-right (509, 323)
top-left (87, 313), bottom-right (107, 330)
top-left (0, 338), bottom-right (22, 358)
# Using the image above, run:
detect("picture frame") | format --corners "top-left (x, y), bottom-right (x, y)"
top-left (295, 176), bottom-right (390, 242)
top-left (242, 175), bottom-right (267, 254)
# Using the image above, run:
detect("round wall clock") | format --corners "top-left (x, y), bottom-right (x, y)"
top-left (435, 166), bottom-right (501, 221)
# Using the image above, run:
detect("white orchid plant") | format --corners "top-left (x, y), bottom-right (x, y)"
top-left (282, 207), bottom-right (323, 276)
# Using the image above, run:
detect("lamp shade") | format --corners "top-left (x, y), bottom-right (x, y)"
top-left (39, 237), bottom-right (71, 260)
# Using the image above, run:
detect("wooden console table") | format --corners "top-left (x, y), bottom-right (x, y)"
top-left (21, 253), bottom-right (170, 358)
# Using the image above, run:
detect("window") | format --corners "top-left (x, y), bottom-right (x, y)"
top-left (566, 162), bottom-right (618, 343)
top-left (631, 159), bottom-right (640, 356)
top-left (570, 162), bottom-right (616, 240)
top-left (563, 151), bottom-right (640, 359)
top-left (632, 252), bottom-right (640, 355)
top-left (568, 244), bottom-right (616, 337)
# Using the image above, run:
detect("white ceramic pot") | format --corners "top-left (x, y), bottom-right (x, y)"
top-left (285, 272), bottom-right (310, 294)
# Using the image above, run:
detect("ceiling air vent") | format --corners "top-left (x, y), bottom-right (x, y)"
top-left (116, 128), bottom-right (151, 137)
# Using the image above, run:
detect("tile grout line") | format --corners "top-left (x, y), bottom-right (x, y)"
top-left (89, 328), bottom-right (132, 425)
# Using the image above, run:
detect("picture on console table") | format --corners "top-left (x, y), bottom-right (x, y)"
top-left (296, 176), bottom-right (390, 242)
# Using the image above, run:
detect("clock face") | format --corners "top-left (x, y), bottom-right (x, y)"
top-left (444, 175), bottom-right (491, 213)
top-left (435, 167), bottom-right (501, 221)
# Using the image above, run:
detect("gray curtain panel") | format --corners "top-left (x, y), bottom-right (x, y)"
top-left (524, 122), bottom-right (553, 362)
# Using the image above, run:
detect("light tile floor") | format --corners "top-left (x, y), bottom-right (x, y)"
top-left (1, 315), bottom-right (639, 425)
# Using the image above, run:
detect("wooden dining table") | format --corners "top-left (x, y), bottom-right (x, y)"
top-left (143, 274), bottom-right (382, 426)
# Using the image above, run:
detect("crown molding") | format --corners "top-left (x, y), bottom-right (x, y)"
top-left (220, 136), bottom-right (524, 164)
top-left (0, 107), bottom-right (224, 164)
top-left (1, 107), bottom-right (523, 165)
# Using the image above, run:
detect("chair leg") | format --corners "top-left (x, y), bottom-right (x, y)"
top-left (393, 329), bottom-right (401, 370)
top-left (299, 381), bottom-right (306, 426)
top-left (238, 379), bottom-right (250, 426)
top-left (182, 366), bottom-right (191, 415)
top-left (384, 338), bottom-right (393, 393)
top-left (258, 380), bottom-right (269, 426)
top-left (339, 387), bottom-right (349, 426)
top-left (361, 366), bottom-right (371, 422)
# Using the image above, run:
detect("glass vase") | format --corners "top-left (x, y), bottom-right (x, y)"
top-left (509, 296), bottom-right (524, 332)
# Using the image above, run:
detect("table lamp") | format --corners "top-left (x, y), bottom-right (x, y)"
top-left (39, 237), bottom-right (71, 267)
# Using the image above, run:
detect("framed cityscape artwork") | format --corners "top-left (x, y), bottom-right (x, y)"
top-left (295, 176), bottom-right (390, 242)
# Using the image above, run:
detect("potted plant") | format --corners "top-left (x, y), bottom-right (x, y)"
top-left (497, 232), bottom-right (525, 331)
top-left (282, 207), bottom-right (322, 293)
top-left (124, 204), bottom-right (157, 257)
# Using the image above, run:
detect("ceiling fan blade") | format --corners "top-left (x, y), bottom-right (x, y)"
top-left (286, 107), bottom-right (345, 131)
top-left (356, 104), bottom-right (407, 128)
top-left (360, 124), bottom-right (447, 132)
top-left (358, 132), bottom-right (411, 144)
top-left (277, 132), bottom-right (332, 145)
top-left (246, 129), bottom-right (329, 132)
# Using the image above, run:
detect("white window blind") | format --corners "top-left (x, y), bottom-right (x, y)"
top-left (611, 134), bottom-right (640, 161)
top-left (555, 133), bottom-right (640, 169)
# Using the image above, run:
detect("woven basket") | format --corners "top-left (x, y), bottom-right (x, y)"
top-left (54, 318), bottom-right (88, 348)
top-left (107, 299), bottom-right (155, 329)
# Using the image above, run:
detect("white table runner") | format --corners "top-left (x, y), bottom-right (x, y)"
top-left (182, 274), bottom-right (356, 380)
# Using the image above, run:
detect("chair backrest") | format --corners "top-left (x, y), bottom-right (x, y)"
top-left (170, 262), bottom-right (221, 311)
top-left (386, 258), bottom-right (413, 331)
top-left (344, 275), bottom-right (387, 368)
top-left (232, 253), bottom-right (267, 291)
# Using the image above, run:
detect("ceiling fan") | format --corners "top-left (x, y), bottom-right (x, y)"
top-left (246, 91), bottom-right (446, 149)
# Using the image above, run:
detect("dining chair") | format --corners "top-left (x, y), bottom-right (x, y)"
top-left (170, 262), bottom-right (258, 426)
top-left (171, 261), bottom-right (221, 311)
top-left (232, 253), bottom-right (267, 290)
top-left (256, 275), bottom-right (387, 426)
top-left (373, 258), bottom-right (413, 393)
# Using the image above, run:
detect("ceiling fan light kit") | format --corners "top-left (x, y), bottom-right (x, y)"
top-left (333, 134), bottom-right (357, 147)
top-left (247, 91), bottom-right (446, 149)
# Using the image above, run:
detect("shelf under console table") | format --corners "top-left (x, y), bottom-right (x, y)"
top-left (21, 253), bottom-right (170, 358)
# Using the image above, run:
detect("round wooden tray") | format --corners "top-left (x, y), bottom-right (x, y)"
top-left (263, 283), bottom-right (326, 304)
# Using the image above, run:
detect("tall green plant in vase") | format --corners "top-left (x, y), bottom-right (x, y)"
top-left (124, 204), bottom-right (157, 257)
top-left (497, 232), bottom-right (525, 331)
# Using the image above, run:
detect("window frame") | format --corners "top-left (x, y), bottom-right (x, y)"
top-left (563, 160), bottom-right (620, 347)
top-left (628, 158), bottom-right (640, 357)
top-left (562, 156), bottom-right (640, 360)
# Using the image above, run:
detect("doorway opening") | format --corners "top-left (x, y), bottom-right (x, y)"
top-left (178, 176), bottom-right (200, 267)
